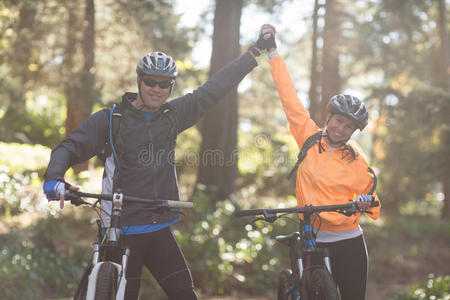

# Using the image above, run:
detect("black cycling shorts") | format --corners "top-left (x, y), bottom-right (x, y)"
top-left (119, 227), bottom-right (197, 300)
top-left (317, 235), bottom-right (368, 300)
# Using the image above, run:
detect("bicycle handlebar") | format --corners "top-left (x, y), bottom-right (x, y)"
top-left (234, 201), bottom-right (379, 217)
top-left (235, 167), bottom-right (378, 218)
top-left (64, 190), bottom-right (193, 209)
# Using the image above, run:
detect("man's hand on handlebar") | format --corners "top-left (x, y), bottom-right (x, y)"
top-left (44, 180), bottom-right (79, 209)
top-left (58, 184), bottom-right (79, 209)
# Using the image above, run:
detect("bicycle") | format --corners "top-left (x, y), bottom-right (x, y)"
top-left (60, 190), bottom-right (193, 300)
top-left (235, 169), bottom-right (378, 300)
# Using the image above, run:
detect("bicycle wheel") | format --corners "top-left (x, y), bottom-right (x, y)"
top-left (94, 262), bottom-right (118, 300)
top-left (304, 268), bottom-right (339, 300)
top-left (277, 269), bottom-right (296, 300)
top-left (73, 263), bottom-right (92, 300)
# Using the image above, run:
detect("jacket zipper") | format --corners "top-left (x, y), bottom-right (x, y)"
top-left (308, 149), bottom-right (334, 205)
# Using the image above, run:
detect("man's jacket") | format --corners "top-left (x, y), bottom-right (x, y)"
top-left (44, 52), bottom-right (257, 227)
top-left (269, 54), bottom-right (380, 232)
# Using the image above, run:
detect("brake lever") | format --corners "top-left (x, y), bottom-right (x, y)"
top-left (251, 217), bottom-right (264, 223)
top-left (65, 190), bottom-right (85, 206)
top-left (338, 208), bottom-right (358, 217)
top-left (339, 207), bottom-right (373, 216)
top-left (146, 204), bottom-right (185, 216)
top-left (252, 212), bottom-right (278, 223)
top-left (169, 208), bottom-right (186, 216)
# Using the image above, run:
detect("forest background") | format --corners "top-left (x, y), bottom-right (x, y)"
top-left (0, 0), bottom-right (449, 299)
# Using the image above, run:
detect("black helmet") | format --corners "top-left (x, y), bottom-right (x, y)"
top-left (136, 51), bottom-right (178, 79)
top-left (327, 94), bottom-right (368, 130)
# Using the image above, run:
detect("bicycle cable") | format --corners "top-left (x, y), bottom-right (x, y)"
top-left (278, 213), bottom-right (301, 226)
top-left (311, 213), bottom-right (322, 239)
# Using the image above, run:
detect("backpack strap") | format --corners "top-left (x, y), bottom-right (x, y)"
top-left (109, 103), bottom-right (124, 165)
top-left (97, 103), bottom-right (123, 163)
top-left (287, 131), bottom-right (323, 180)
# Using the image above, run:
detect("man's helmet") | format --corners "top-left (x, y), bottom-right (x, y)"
top-left (136, 51), bottom-right (178, 79)
top-left (327, 94), bottom-right (368, 130)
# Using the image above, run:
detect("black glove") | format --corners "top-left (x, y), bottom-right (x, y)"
top-left (255, 31), bottom-right (277, 51)
top-left (248, 45), bottom-right (261, 57)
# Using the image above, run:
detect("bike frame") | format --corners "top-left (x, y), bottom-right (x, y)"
top-left (85, 193), bottom-right (128, 300)
top-left (235, 167), bottom-right (378, 300)
top-left (66, 190), bottom-right (193, 300)
top-left (276, 211), bottom-right (335, 300)
top-left (236, 201), bottom-right (379, 300)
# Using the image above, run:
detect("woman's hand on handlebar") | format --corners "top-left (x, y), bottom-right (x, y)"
top-left (356, 194), bottom-right (373, 210)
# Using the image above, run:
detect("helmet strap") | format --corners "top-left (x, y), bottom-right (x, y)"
top-left (136, 77), bottom-right (149, 110)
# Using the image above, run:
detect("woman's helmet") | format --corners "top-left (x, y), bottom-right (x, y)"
top-left (136, 51), bottom-right (178, 79)
top-left (327, 94), bottom-right (368, 130)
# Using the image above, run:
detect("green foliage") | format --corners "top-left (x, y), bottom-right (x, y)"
top-left (0, 214), bottom-right (92, 299)
top-left (0, 166), bottom-right (35, 217)
top-left (377, 86), bottom-right (450, 211)
top-left (0, 143), bottom-right (50, 217)
top-left (390, 274), bottom-right (450, 300)
top-left (175, 186), bottom-right (297, 297)
top-left (0, 0), bottom-right (199, 144)
top-left (364, 215), bottom-right (450, 299)
top-left (344, 0), bottom-right (450, 214)
top-left (0, 142), bottom-right (51, 174)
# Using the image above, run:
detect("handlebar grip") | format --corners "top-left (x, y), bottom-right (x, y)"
top-left (64, 190), bottom-right (80, 200)
top-left (167, 200), bottom-right (193, 209)
top-left (234, 209), bottom-right (263, 217)
top-left (64, 190), bottom-right (84, 206)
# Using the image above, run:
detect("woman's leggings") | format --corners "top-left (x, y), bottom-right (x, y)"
top-left (317, 235), bottom-right (368, 300)
top-left (118, 227), bottom-right (197, 300)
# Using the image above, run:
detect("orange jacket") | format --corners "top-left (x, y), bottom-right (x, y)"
top-left (270, 54), bottom-right (380, 232)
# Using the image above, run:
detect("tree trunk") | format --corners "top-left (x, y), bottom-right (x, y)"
top-left (196, 0), bottom-right (243, 199)
top-left (438, 0), bottom-right (450, 219)
top-left (308, 0), bottom-right (321, 122)
top-left (438, 0), bottom-right (449, 90)
top-left (81, 0), bottom-right (97, 114)
top-left (0, 1), bottom-right (37, 142)
top-left (65, 0), bottom-right (96, 173)
top-left (64, 2), bottom-right (79, 138)
top-left (320, 0), bottom-right (342, 125)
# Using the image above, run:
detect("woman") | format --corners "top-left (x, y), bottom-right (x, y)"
top-left (259, 24), bottom-right (381, 300)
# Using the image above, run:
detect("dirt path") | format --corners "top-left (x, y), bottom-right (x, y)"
top-left (198, 280), bottom-right (403, 300)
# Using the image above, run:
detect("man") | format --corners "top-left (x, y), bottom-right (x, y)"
top-left (43, 39), bottom-right (265, 298)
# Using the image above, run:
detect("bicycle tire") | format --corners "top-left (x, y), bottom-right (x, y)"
top-left (277, 269), bottom-right (296, 300)
top-left (73, 263), bottom-right (92, 300)
top-left (304, 268), bottom-right (340, 300)
top-left (94, 262), bottom-right (118, 300)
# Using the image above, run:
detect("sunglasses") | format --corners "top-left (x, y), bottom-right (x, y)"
top-left (142, 77), bottom-right (174, 89)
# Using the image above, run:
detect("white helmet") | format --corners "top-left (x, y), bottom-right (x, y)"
top-left (136, 51), bottom-right (178, 79)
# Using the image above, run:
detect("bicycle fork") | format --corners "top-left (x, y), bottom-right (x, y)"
top-left (86, 192), bottom-right (130, 300)
top-left (86, 247), bottom-right (130, 300)
top-left (297, 248), bottom-right (333, 281)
